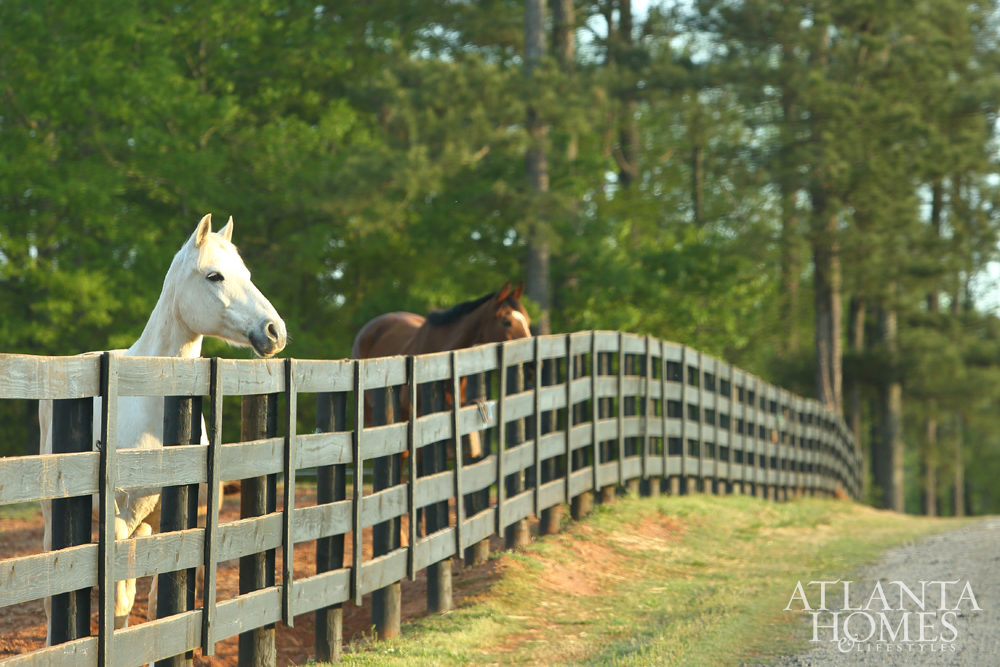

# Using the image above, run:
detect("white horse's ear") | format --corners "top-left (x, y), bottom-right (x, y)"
top-left (194, 214), bottom-right (213, 246)
top-left (218, 216), bottom-right (234, 242)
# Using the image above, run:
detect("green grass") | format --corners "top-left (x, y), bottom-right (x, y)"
top-left (314, 493), bottom-right (962, 666)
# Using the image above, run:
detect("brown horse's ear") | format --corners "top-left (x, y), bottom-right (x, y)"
top-left (496, 281), bottom-right (511, 302)
top-left (513, 282), bottom-right (524, 300)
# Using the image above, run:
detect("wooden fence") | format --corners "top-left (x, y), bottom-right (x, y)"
top-left (0, 331), bottom-right (862, 666)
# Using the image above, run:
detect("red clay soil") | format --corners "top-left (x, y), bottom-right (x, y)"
top-left (0, 491), bottom-right (508, 666)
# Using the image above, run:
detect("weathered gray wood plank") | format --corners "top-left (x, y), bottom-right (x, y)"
top-left (620, 333), bottom-right (646, 355)
top-left (0, 452), bottom-right (98, 504)
top-left (0, 544), bottom-right (97, 607)
top-left (536, 478), bottom-right (565, 513)
top-left (218, 358), bottom-right (285, 395)
top-left (116, 356), bottom-right (210, 397)
top-left (567, 468), bottom-right (592, 497)
top-left (358, 549), bottom-right (408, 597)
top-left (534, 334), bottom-right (567, 359)
top-left (453, 344), bottom-right (498, 376)
top-left (290, 568), bottom-right (351, 617)
top-left (116, 527), bottom-right (203, 580)
top-left (359, 356), bottom-right (407, 389)
top-left (596, 461), bottom-right (617, 488)
top-left (360, 485), bottom-right (408, 529)
top-left (500, 441), bottom-right (534, 477)
top-left (115, 444), bottom-right (206, 491)
top-left (215, 587), bottom-right (282, 643)
top-left (592, 330), bottom-right (620, 352)
top-left (497, 391), bottom-right (533, 423)
top-left (413, 527), bottom-right (456, 572)
top-left (295, 431), bottom-right (352, 469)
top-left (459, 455), bottom-right (496, 497)
top-left (411, 350), bottom-right (451, 383)
top-left (460, 508), bottom-right (495, 550)
top-left (0, 635), bottom-right (96, 666)
top-left (219, 437), bottom-right (284, 481)
top-left (116, 607), bottom-right (201, 666)
top-left (594, 376), bottom-right (618, 398)
top-left (293, 359), bottom-right (354, 393)
top-left (502, 337), bottom-right (534, 365)
top-left (413, 470), bottom-right (453, 510)
top-left (363, 422), bottom-right (409, 459)
top-left (217, 513), bottom-right (283, 563)
top-left (0, 354), bottom-right (100, 400)
top-left (290, 500), bottom-right (352, 544)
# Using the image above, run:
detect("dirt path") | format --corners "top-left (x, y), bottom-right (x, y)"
top-left (772, 517), bottom-right (999, 666)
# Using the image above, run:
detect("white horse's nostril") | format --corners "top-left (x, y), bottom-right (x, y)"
top-left (266, 321), bottom-right (279, 341)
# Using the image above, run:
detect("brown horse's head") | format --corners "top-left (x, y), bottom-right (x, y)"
top-left (423, 281), bottom-right (531, 349)
top-left (486, 281), bottom-right (531, 341)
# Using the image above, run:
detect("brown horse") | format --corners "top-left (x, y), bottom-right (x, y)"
top-left (352, 282), bottom-right (531, 455)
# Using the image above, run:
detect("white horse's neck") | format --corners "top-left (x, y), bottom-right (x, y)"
top-left (127, 250), bottom-right (203, 359)
top-left (128, 298), bottom-right (203, 358)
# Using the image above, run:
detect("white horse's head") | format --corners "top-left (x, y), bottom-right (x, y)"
top-left (171, 214), bottom-right (287, 357)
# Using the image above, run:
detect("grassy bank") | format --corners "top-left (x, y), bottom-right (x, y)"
top-left (322, 493), bottom-right (959, 666)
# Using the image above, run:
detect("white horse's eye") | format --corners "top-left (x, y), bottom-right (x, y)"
top-left (207, 271), bottom-right (225, 282)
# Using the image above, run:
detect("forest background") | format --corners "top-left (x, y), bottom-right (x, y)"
top-left (3, 0), bottom-right (1000, 517)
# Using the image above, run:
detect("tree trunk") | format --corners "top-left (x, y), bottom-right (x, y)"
top-left (550, 0), bottom-right (577, 315)
top-left (811, 194), bottom-right (842, 416)
top-left (847, 296), bottom-right (866, 497)
top-left (923, 415), bottom-right (938, 517)
top-left (922, 180), bottom-right (942, 517)
top-left (524, 0), bottom-right (551, 335)
top-left (874, 302), bottom-right (904, 512)
top-left (778, 81), bottom-right (801, 354)
top-left (615, 0), bottom-right (639, 194)
top-left (954, 414), bottom-right (965, 517)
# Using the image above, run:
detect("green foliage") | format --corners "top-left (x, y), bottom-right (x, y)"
top-left (2, 0), bottom-right (1000, 514)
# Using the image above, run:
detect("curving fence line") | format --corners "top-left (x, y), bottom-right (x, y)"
top-left (0, 331), bottom-right (862, 666)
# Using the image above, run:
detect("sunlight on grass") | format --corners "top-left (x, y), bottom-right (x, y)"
top-left (312, 493), bottom-right (959, 666)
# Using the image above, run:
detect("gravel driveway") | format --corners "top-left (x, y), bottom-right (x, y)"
top-left (772, 517), bottom-right (999, 666)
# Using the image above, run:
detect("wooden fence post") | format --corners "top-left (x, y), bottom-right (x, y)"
top-left (463, 372), bottom-right (490, 565)
top-left (598, 348), bottom-right (616, 504)
top-left (424, 379), bottom-right (453, 612)
top-left (642, 336), bottom-right (659, 497)
top-left (540, 354), bottom-right (563, 535)
top-left (571, 341), bottom-right (593, 519)
top-left (623, 342), bottom-right (640, 497)
top-left (239, 393), bottom-right (278, 667)
top-left (156, 395), bottom-right (201, 667)
top-left (504, 362), bottom-right (530, 548)
top-left (372, 379), bottom-right (402, 639)
top-left (315, 389), bottom-right (347, 661)
top-left (569, 342), bottom-right (593, 519)
top-left (49, 398), bottom-right (93, 645)
top-left (203, 359), bottom-right (224, 656)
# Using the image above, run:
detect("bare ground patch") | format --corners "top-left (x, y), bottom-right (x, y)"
top-left (0, 492), bottom-right (506, 666)
top-left (482, 509), bottom-right (686, 661)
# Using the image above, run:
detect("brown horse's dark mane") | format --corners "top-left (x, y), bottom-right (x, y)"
top-left (426, 290), bottom-right (522, 327)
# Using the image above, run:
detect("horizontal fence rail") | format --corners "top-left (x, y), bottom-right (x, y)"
top-left (0, 332), bottom-right (862, 666)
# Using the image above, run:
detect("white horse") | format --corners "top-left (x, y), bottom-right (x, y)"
top-left (39, 214), bottom-right (287, 640)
